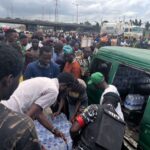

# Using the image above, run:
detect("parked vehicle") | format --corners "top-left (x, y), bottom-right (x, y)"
top-left (89, 46), bottom-right (150, 150)
top-left (100, 22), bottom-right (124, 36)
top-left (124, 26), bottom-right (144, 39)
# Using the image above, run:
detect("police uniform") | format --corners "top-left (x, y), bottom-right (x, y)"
top-left (0, 104), bottom-right (41, 150)
top-left (76, 104), bottom-right (125, 150)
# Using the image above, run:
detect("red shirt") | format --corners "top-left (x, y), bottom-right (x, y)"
top-left (63, 60), bottom-right (81, 79)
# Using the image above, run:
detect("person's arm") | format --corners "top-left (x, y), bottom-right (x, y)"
top-left (72, 62), bottom-right (81, 78)
top-left (70, 105), bottom-right (98, 138)
top-left (26, 103), bottom-right (66, 142)
top-left (55, 64), bottom-right (60, 77)
top-left (70, 100), bottom-right (81, 123)
top-left (23, 64), bottom-right (33, 80)
top-left (53, 98), bottom-right (65, 117)
top-left (15, 115), bottom-right (42, 150)
top-left (70, 120), bottom-right (82, 140)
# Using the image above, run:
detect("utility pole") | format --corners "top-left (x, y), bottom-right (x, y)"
top-left (54, 0), bottom-right (58, 22)
top-left (10, 2), bottom-right (14, 18)
top-left (42, 6), bottom-right (44, 20)
top-left (73, 1), bottom-right (79, 24)
top-left (76, 3), bottom-right (79, 24)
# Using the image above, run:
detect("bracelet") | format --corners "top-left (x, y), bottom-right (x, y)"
top-left (76, 115), bottom-right (85, 128)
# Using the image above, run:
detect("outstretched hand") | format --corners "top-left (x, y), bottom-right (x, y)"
top-left (54, 129), bottom-right (67, 143)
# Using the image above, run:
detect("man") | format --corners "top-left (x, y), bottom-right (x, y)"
top-left (70, 92), bottom-right (125, 150)
top-left (0, 31), bottom-right (5, 43)
top-left (1, 73), bottom-right (76, 142)
top-left (5, 29), bottom-right (19, 45)
top-left (18, 34), bottom-right (28, 63)
top-left (0, 43), bottom-right (42, 149)
top-left (79, 48), bottom-right (92, 81)
top-left (25, 38), bottom-right (40, 68)
top-left (63, 45), bottom-right (81, 79)
top-left (24, 46), bottom-right (60, 79)
top-left (53, 78), bottom-right (88, 122)
top-left (88, 72), bottom-right (124, 120)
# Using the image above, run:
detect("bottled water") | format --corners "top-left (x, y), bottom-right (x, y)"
top-left (34, 113), bottom-right (72, 150)
top-left (124, 94), bottom-right (145, 110)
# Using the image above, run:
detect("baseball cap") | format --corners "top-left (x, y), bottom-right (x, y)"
top-left (88, 72), bottom-right (104, 85)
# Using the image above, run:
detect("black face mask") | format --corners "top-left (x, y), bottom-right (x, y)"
top-left (37, 61), bottom-right (50, 69)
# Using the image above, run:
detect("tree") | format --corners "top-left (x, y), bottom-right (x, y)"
top-left (132, 19), bottom-right (142, 26)
top-left (93, 22), bottom-right (100, 32)
top-left (145, 21), bottom-right (150, 31)
top-left (134, 19), bottom-right (138, 26)
top-left (101, 20), bottom-right (108, 25)
top-left (139, 19), bottom-right (142, 26)
top-left (84, 21), bottom-right (91, 26)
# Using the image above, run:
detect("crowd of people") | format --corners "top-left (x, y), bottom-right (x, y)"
top-left (1, 28), bottom-right (146, 150)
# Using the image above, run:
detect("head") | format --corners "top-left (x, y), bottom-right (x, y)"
top-left (63, 45), bottom-right (74, 63)
top-left (54, 42), bottom-right (63, 54)
top-left (38, 46), bottom-right (53, 68)
top-left (102, 92), bottom-right (120, 108)
top-left (32, 38), bottom-right (39, 50)
top-left (19, 34), bottom-right (28, 46)
top-left (83, 48), bottom-right (92, 59)
top-left (0, 43), bottom-right (23, 100)
top-left (74, 42), bottom-right (79, 50)
top-left (5, 29), bottom-right (18, 43)
top-left (88, 72), bottom-right (107, 89)
top-left (68, 79), bottom-right (86, 98)
top-left (57, 72), bottom-right (75, 92)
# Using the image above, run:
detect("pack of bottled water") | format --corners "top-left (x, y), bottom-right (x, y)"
top-left (34, 113), bottom-right (72, 150)
top-left (124, 94), bottom-right (145, 110)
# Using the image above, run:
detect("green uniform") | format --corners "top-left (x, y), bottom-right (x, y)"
top-left (0, 104), bottom-right (41, 150)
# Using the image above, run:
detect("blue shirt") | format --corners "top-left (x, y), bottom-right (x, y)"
top-left (24, 60), bottom-right (60, 79)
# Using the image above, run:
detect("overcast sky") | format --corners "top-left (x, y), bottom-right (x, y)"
top-left (0, 0), bottom-right (149, 23)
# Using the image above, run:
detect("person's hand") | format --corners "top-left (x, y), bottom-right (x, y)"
top-left (70, 114), bottom-right (76, 123)
top-left (51, 112), bottom-right (60, 120)
top-left (78, 106), bottom-right (86, 114)
top-left (41, 145), bottom-right (46, 150)
top-left (53, 111), bottom-right (60, 117)
top-left (26, 51), bottom-right (33, 57)
top-left (53, 128), bottom-right (67, 143)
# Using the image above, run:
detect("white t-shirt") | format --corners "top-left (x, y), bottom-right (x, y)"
top-left (1, 77), bottom-right (59, 114)
top-left (100, 85), bottom-right (124, 120)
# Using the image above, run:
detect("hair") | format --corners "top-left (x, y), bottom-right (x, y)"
top-left (54, 42), bottom-right (63, 52)
top-left (102, 92), bottom-right (120, 108)
top-left (31, 35), bottom-right (39, 40)
top-left (39, 46), bottom-right (53, 56)
top-left (11, 42), bottom-right (22, 55)
top-left (0, 43), bottom-right (23, 80)
top-left (5, 29), bottom-right (17, 38)
top-left (19, 34), bottom-right (27, 40)
top-left (70, 79), bottom-right (85, 95)
top-left (57, 72), bottom-right (75, 86)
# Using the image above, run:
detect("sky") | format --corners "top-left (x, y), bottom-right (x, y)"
top-left (0, 0), bottom-right (149, 24)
